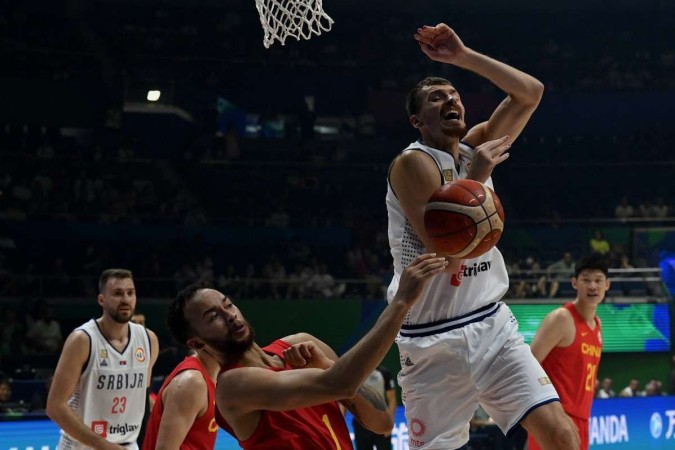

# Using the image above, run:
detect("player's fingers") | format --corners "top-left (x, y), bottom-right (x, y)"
top-left (300, 344), bottom-right (313, 359)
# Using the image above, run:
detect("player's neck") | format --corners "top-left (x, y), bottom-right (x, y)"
top-left (242, 343), bottom-right (284, 369)
top-left (196, 350), bottom-right (223, 381)
top-left (423, 135), bottom-right (460, 161)
top-left (96, 316), bottom-right (129, 342)
top-left (572, 300), bottom-right (598, 326)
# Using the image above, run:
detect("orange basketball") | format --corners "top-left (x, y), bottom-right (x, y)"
top-left (424, 179), bottom-right (505, 258)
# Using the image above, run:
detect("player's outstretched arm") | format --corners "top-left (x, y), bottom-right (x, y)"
top-left (154, 371), bottom-right (208, 450)
top-left (46, 331), bottom-right (125, 450)
top-left (216, 254), bottom-right (448, 415)
top-left (414, 23), bottom-right (544, 146)
top-left (282, 333), bottom-right (393, 433)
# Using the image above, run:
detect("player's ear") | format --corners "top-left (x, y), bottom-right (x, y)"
top-left (187, 338), bottom-right (205, 350)
top-left (97, 293), bottom-right (105, 307)
top-left (410, 115), bottom-right (423, 128)
top-left (571, 277), bottom-right (578, 291)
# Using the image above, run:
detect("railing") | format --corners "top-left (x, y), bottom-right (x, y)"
top-left (0, 268), bottom-right (669, 302)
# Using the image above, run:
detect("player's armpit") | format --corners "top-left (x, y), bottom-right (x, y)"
top-left (530, 308), bottom-right (574, 362)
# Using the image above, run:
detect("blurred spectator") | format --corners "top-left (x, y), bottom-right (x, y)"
top-left (0, 307), bottom-right (24, 355)
top-left (0, 377), bottom-right (27, 414)
top-left (644, 379), bottom-right (664, 396)
top-left (589, 230), bottom-right (610, 255)
top-left (262, 255), bottom-right (287, 299)
top-left (309, 264), bottom-right (345, 299)
top-left (596, 377), bottom-right (616, 399)
top-left (614, 196), bottom-right (634, 219)
top-left (638, 199), bottom-right (655, 218)
top-left (618, 378), bottom-right (643, 397)
top-left (131, 313), bottom-right (146, 327)
top-left (25, 303), bottom-right (63, 354)
top-left (652, 198), bottom-right (669, 218)
top-left (545, 252), bottom-right (575, 298)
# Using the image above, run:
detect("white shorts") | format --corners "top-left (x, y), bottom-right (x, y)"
top-left (396, 302), bottom-right (559, 450)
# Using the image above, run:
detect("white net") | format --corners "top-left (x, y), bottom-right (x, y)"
top-left (254, 0), bottom-right (334, 48)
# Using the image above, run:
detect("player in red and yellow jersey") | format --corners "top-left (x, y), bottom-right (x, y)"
top-left (528, 253), bottom-right (610, 450)
top-left (165, 253), bottom-right (446, 450)
top-left (141, 353), bottom-right (220, 447)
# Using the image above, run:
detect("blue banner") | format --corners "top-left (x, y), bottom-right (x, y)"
top-left (2, 396), bottom-right (674, 449)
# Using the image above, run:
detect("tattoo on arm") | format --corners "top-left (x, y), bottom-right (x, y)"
top-left (357, 384), bottom-right (387, 412)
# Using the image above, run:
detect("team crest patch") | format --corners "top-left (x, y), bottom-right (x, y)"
top-left (442, 169), bottom-right (454, 182)
top-left (539, 376), bottom-right (552, 386)
top-left (99, 349), bottom-right (108, 359)
top-left (91, 420), bottom-right (108, 437)
top-left (135, 347), bottom-right (146, 362)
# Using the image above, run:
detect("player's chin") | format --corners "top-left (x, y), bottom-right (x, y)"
top-left (441, 123), bottom-right (468, 137)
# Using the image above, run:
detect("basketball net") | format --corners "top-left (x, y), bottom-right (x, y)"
top-left (254, 0), bottom-right (334, 48)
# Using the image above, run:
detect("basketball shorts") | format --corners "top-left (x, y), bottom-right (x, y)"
top-left (396, 302), bottom-right (559, 450)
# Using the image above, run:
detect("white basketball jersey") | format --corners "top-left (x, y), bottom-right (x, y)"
top-left (386, 140), bottom-right (509, 324)
top-left (58, 320), bottom-right (151, 450)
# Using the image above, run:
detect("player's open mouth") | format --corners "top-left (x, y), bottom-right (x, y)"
top-left (443, 110), bottom-right (460, 120)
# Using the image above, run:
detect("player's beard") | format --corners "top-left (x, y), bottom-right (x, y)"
top-left (444, 122), bottom-right (468, 139)
top-left (207, 321), bottom-right (256, 362)
top-left (108, 304), bottom-right (135, 324)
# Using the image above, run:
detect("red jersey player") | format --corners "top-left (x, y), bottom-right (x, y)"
top-left (164, 253), bottom-right (447, 450)
top-left (528, 254), bottom-right (610, 450)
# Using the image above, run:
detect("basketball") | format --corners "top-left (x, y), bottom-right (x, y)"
top-left (424, 179), bottom-right (505, 259)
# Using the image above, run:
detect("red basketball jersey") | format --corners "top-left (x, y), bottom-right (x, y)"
top-left (215, 339), bottom-right (353, 450)
top-left (142, 356), bottom-right (218, 450)
top-left (541, 302), bottom-right (602, 419)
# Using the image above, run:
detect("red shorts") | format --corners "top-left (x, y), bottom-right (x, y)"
top-left (527, 413), bottom-right (587, 450)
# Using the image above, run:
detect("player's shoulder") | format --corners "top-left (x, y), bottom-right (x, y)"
top-left (546, 306), bottom-right (574, 325)
top-left (169, 367), bottom-right (208, 391)
top-left (281, 332), bottom-right (315, 345)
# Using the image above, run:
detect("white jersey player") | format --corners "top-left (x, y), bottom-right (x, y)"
top-left (386, 24), bottom-right (579, 449)
top-left (47, 269), bottom-right (159, 450)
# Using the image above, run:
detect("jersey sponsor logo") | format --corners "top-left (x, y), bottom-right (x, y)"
top-left (101, 359), bottom-right (108, 367)
top-left (96, 372), bottom-right (145, 390)
top-left (409, 418), bottom-right (426, 446)
top-left (403, 356), bottom-right (415, 367)
top-left (581, 342), bottom-right (601, 358)
top-left (91, 420), bottom-right (108, 437)
top-left (135, 347), bottom-right (146, 362)
top-left (450, 261), bottom-right (493, 286)
top-left (109, 423), bottom-right (139, 435)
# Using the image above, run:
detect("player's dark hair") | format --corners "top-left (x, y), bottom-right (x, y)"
top-left (99, 268), bottom-right (133, 293)
top-left (574, 253), bottom-right (609, 277)
top-left (166, 279), bottom-right (212, 345)
top-left (406, 77), bottom-right (454, 116)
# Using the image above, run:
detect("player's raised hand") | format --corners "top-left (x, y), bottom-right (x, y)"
top-left (414, 24), bottom-right (468, 65)
top-left (467, 135), bottom-right (511, 183)
top-left (283, 341), bottom-right (333, 370)
top-left (394, 253), bottom-right (448, 307)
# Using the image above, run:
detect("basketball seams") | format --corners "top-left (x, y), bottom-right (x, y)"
top-left (424, 179), bottom-right (504, 258)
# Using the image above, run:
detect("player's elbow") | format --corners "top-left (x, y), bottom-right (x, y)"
top-left (45, 400), bottom-right (62, 422)
top-left (525, 79), bottom-right (545, 106)
top-left (367, 413), bottom-right (395, 435)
